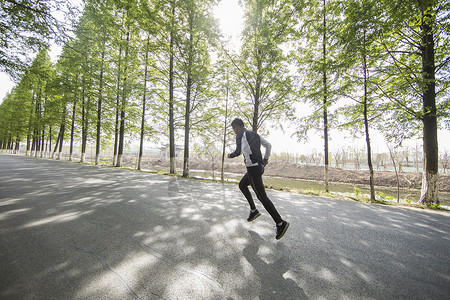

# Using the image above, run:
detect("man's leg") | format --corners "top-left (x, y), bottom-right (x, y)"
top-left (247, 165), bottom-right (283, 224)
top-left (239, 172), bottom-right (256, 210)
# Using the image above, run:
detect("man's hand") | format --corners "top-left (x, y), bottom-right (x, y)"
top-left (227, 153), bottom-right (232, 159)
top-left (263, 159), bottom-right (268, 166)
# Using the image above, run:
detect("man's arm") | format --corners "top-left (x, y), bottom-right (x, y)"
top-left (260, 136), bottom-right (271, 165)
top-left (228, 133), bottom-right (242, 158)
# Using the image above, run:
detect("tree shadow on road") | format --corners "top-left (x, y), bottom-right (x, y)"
top-left (1, 155), bottom-right (449, 299)
top-left (243, 230), bottom-right (307, 300)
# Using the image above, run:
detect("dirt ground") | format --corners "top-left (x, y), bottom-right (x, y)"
top-left (139, 157), bottom-right (450, 193)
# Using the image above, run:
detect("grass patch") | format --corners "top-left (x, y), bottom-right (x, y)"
top-left (304, 189), bottom-right (321, 196)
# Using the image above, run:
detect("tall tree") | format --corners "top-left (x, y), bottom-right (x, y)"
top-left (418, 0), bottom-right (439, 204)
top-left (177, 0), bottom-right (218, 177)
top-left (338, 0), bottom-right (385, 201)
top-left (136, 0), bottom-right (164, 171)
top-left (378, 0), bottom-right (450, 205)
top-left (138, 36), bottom-right (151, 171)
top-left (168, 0), bottom-right (177, 174)
top-left (26, 49), bottom-right (54, 157)
top-left (85, 0), bottom-right (114, 165)
top-left (95, 45), bottom-right (106, 165)
top-left (113, 0), bottom-right (140, 167)
top-left (294, 0), bottom-right (340, 192)
top-left (237, 0), bottom-right (296, 133)
top-left (58, 43), bottom-right (81, 162)
top-left (0, 78), bottom-right (32, 152)
top-left (113, 38), bottom-right (123, 166)
top-left (152, 0), bottom-right (183, 174)
top-left (116, 28), bottom-right (130, 167)
top-left (214, 52), bottom-right (241, 182)
top-left (322, 0), bottom-right (329, 192)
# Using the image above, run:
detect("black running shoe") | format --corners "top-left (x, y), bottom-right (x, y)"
top-left (247, 210), bottom-right (261, 222)
top-left (276, 221), bottom-right (290, 240)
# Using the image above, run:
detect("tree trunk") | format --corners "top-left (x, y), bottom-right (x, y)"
top-left (34, 90), bottom-right (42, 158)
top-left (40, 127), bottom-right (45, 158)
top-left (253, 87), bottom-right (260, 133)
top-left (52, 128), bottom-right (61, 159)
top-left (7, 134), bottom-right (12, 152)
top-left (322, 0), bottom-right (329, 193)
top-left (138, 37), bottom-right (150, 171)
top-left (183, 23), bottom-right (194, 178)
top-left (183, 74), bottom-right (192, 178)
top-left (221, 81), bottom-right (229, 182)
top-left (31, 131), bottom-right (36, 156)
top-left (418, 3), bottom-right (439, 205)
top-left (95, 48), bottom-right (106, 165)
top-left (57, 106), bottom-right (66, 160)
top-left (363, 52), bottom-right (375, 201)
top-left (44, 130), bottom-right (48, 157)
top-left (26, 92), bottom-right (35, 156)
top-left (387, 142), bottom-right (400, 203)
top-left (69, 97), bottom-right (77, 162)
top-left (113, 42), bottom-right (123, 166)
top-left (169, 1), bottom-right (176, 174)
top-left (252, 55), bottom-right (262, 133)
top-left (81, 76), bottom-right (87, 163)
top-left (52, 108), bottom-right (65, 160)
top-left (14, 137), bottom-right (20, 154)
top-left (48, 126), bottom-right (51, 158)
top-left (117, 30), bottom-right (130, 168)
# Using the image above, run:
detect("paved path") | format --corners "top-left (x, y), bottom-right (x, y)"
top-left (0, 154), bottom-right (449, 299)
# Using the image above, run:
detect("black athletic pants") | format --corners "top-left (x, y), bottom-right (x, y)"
top-left (239, 164), bottom-right (283, 224)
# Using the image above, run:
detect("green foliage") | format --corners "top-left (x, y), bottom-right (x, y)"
top-left (304, 189), bottom-right (321, 196)
top-left (375, 191), bottom-right (394, 202)
top-left (353, 186), bottom-right (361, 198)
top-left (0, 0), bottom-right (78, 77)
top-left (2, 48), bottom-right (58, 150)
top-left (376, 0), bottom-right (450, 141)
top-left (292, 0), bottom-right (343, 142)
top-left (234, 0), bottom-right (297, 132)
top-left (427, 201), bottom-right (441, 209)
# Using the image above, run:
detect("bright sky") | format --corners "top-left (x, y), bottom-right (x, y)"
top-left (213, 0), bottom-right (244, 49)
top-left (0, 73), bottom-right (13, 100)
top-left (1, 0), bottom-right (449, 155)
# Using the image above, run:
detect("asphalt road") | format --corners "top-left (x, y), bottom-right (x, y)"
top-left (0, 154), bottom-right (449, 299)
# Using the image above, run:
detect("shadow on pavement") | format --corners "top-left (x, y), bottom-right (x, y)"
top-left (243, 230), bottom-right (307, 299)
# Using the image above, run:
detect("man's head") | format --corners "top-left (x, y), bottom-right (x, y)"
top-left (231, 118), bottom-right (245, 134)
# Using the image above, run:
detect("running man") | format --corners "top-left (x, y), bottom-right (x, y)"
top-left (228, 118), bottom-right (289, 240)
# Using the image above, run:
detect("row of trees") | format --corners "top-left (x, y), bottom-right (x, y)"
top-left (0, 0), bottom-right (449, 205)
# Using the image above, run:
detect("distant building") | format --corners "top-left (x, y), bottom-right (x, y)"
top-left (159, 144), bottom-right (183, 159)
